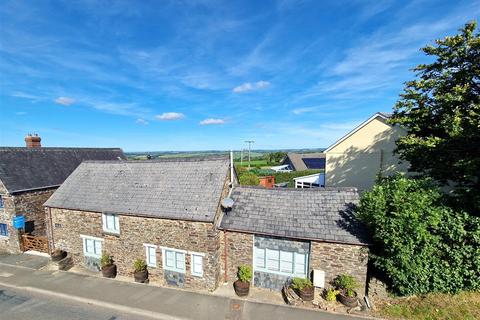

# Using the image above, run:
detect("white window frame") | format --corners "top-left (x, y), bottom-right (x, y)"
top-left (161, 247), bottom-right (186, 273)
top-left (0, 196), bottom-right (4, 209)
top-left (143, 243), bottom-right (157, 267)
top-left (80, 235), bottom-right (103, 258)
top-left (102, 213), bottom-right (120, 234)
top-left (253, 246), bottom-right (309, 278)
top-left (190, 251), bottom-right (205, 277)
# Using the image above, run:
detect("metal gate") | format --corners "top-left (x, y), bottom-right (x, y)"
top-left (21, 234), bottom-right (49, 253)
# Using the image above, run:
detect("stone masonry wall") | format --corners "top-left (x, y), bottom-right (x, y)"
top-left (0, 187), bottom-right (55, 253)
top-left (50, 208), bottom-right (221, 291)
top-left (13, 189), bottom-right (55, 236)
top-left (310, 241), bottom-right (369, 296)
top-left (222, 231), bottom-right (253, 283)
top-left (0, 193), bottom-right (20, 253)
top-left (221, 230), bottom-right (369, 294)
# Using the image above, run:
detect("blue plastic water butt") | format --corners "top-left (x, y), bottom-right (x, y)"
top-left (12, 215), bottom-right (25, 229)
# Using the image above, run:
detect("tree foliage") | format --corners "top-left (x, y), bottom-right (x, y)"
top-left (238, 172), bottom-right (260, 186)
top-left (265, 152), bottom-right (287, 164)
top-left (390, 21), bottom-right (480, 215)
top-left (357, 175), bottom-right (480, 296)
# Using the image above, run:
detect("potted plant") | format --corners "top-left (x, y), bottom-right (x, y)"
top-left (100, 253), bottom-right (117, 278)
top-left (325, 288), bottom-right (340, 302)
top-left (51, 248), bottom-right (67, 262)
top-left (332, 274), bottom-right (359, 307)
top-left (233, 265), bottom-right (252, 297)
top-left (133, 259), bottom-right (148, 283)
top-left (291, 277), bottom-right (314, 301)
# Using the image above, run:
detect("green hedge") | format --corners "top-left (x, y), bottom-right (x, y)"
top-left (357, 175), bottom-right (480, 296)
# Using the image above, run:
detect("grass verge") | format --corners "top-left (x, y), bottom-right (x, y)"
top-left (375, 291), bottom-right (480, 320)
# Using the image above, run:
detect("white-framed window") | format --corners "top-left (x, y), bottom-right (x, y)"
top-left (161, 247), bottom-right (186, 273)
top-left (254, 247), bottom-right (308, 277)
top-left (81, 235), bottom-right (103, 258)
top-left (0, 196), bottom-right (4, 208)
top-left (144, 244), bottom-right (157, 267)
top-left (190, 252), bottom-right (205, 277)
top-left (102, 213), bottom-right (120, 234)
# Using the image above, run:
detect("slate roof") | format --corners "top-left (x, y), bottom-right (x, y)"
top-left (45, 157), bottom-right (230, 223)
top-left (0, 147), bottom-right (125, 194)
top-left (284, 152), bottom-right (326, 171)
top-left (220, 186), bottom-right (368, 245)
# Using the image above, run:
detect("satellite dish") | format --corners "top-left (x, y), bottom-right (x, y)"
top-left (221, 198), bottom-right (234, 210)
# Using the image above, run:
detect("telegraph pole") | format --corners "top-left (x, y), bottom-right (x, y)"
top-left (244, 140), bottom-right (255, 169)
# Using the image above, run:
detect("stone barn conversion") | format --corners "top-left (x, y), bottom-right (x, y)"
top-left (219, 186), bottom-right (369, 295)
top-left (44, 157), bottom-right (233, 291)
top-left (0, 135), bottom-right (124, 254)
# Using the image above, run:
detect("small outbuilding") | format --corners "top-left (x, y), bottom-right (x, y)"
top-left (219, 186), bottom-right (369, 294)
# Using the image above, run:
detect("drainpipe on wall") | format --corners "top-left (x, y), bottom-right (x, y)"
top-left (47, 207), bottom-right (55, 252)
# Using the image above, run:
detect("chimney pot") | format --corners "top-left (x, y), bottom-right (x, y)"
top-left (25, 134), bottom-right (41, 148)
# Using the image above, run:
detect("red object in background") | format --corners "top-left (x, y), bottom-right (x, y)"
top-left (259, 176), bottom-right (275, 189)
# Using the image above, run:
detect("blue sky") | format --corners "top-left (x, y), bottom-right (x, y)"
top-left (0, 0), bottom-right (478, 151)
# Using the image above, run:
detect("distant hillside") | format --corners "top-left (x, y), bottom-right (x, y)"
top-left (125, 148), bottom-right (325, 160)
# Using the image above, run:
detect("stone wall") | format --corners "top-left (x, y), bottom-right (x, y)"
top-left (49, 208), bottom-right (221, 291)
top-left (0, 194), bottom-right (20, 253)
top-left (0, 188), bottom-right (55, 253)
top-left (222, 231), bottom-right (253, 283)
top-left (13, 189), bottom-right (55, 236)
top-left (221, 230), bottom-right (369, 294)
top-left (310, 241), bottom-right (369, 295)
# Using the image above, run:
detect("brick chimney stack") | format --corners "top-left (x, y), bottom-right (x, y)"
top-left (25, 134), bottom-right (41, 148)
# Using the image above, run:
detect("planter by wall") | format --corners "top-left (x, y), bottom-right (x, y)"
top-left (101, 264), bottom-right (117, 278)
top-left (233, 280), bottom-right (250, 297)
top-left (297, 286), bottom-right (314, 301)
top-left (338, 292), bottom-right (358, 307)
top-left (51, 250), bottom-right (67, 262)
top-left (134, 269), bottom-right (149, 283)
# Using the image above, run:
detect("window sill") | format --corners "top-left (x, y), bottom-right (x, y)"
top-left (191, 273), bottom-right (203, 278)
top-left (102, 231), bottom-right (120, 237)
top-left (163, 268), bottom-right (186, 274)
top-left (0, 235), bottom-right (9, 239)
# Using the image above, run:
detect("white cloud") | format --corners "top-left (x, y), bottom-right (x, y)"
top-left (292, 107), bottom-right (316, 115)
top-left (15, 111), bottom-right (27, 115)
top-left (200, 118), bottom-right (225, 125)
top-left (155, 112), bottom-right (185, 121)
top-left (232, 81), bottom-right (270, 93)
top-left (136, 118), bottom-right (149, 125)
top-left (55, 96), bottom-right (75, 106)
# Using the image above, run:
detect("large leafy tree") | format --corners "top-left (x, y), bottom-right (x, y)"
top-left (390, 21), bottom-right (480, 215)
top-left (357, 175), bottom-right (480, 296)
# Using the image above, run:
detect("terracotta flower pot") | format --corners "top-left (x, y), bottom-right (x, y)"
top-left (134, 269), bottom-right (149, 283)
top-left (234, 280), bottom-right (250, 297)
top-left (338, 292), bottom-right (358, 307)
top-left (298, 286), bottom-right (314, 301)
top-left (101, 264), bottom-right (117, 278)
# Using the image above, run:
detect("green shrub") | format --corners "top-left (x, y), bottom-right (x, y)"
top-left (357, 175), bottom-right (480, 296)
top-left (239, 172), bottom-right (260, 186)
top-left (291, 277), bottom-right (313, 291)
top-left (237, 265), bottom-right (252, 282)
top-left (332, 274), bottom-right (358, 292)
top-left (133, 259), bottom-right (147, 272)
top-left (100, 253), bottom-right (113, 267)
top-left (325, 288), bottom-right (339, 302)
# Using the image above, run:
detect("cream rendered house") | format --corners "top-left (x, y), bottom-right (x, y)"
top-left (324, 112), bottom-right (409, 192)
